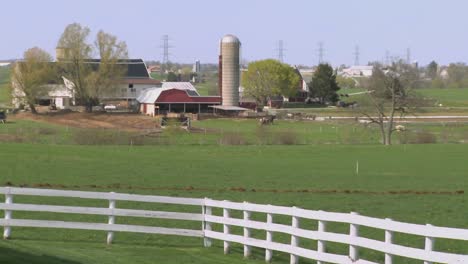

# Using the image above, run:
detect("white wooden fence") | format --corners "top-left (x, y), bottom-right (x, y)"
top-left (1, 187), bottom-right (468, 264)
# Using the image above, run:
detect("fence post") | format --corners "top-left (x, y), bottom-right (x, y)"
top-left (106, 192), bottom-right (116, 245)
top-left (3, 187), bottom-right (13, 240)
top-left (290, 207), bottom-right (300, 264)
top-left (223, 202), bottom-right (230, 254)
top-left (203, 198), bottom-right (212, 247)
top-left (385, 218), bottom-right (393, 264)
top-left (265, 208), bottom-right (273, 262)
top-left (243, 202), bottom-right (251, 258)
top-left (424, 224), bottom-right (434, 264)
top-left (317, 211), bottom-right (327, 264)
top-left (349, 212), bottom-right (359, 261)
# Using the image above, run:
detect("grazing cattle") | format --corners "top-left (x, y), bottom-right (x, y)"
top-left (259, 116), bottom-right (275, 125)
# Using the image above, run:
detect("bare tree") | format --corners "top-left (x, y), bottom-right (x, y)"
top-left (360, 65), bottom-right (419, 145)
top-left (12, 47), bottom-right (53, 114)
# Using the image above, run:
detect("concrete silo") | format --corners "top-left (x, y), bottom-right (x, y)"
top-left (219, 34), bottom-right (241, 106)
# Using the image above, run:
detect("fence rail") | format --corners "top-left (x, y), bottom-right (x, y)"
top-left (1, 187), bottom-right (468, 263)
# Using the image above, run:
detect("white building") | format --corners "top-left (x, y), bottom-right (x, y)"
top-left (340, 65), bottom-right (374, 78)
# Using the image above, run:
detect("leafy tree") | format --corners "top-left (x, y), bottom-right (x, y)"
top-left (241, 59), bottom-right (300, 106)
top-left (11, 47), bottom-right (53, 114)
top-left (336, 75), bottom-right (356, 89)
top-left (359, 65), bottom-right (420, 145)
top-left (57, 23), bottom-right (128, 112)
top-left (427, 61), bottom-right (438, 80)
top-left (446, 63), bottom-right (468, 88)
top-left (166, 72), bottom-right (178, 82)
top-left (309, 64), bottom-right (340, 104)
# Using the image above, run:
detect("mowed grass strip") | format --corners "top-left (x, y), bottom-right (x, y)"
top-left (0, 143), bottom-right (467, 263)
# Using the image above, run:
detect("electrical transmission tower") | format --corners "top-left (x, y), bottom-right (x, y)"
top-left (317, 42), bottom-right (324, 65)
top-left (160, 35), bottom-right (173, 65)
top-left (385, 50), bottom-right (390, 66)
top-left (353, 45), bottom-right (360, 66)
top-left (276, 40), bottom-right (285, 62)
top-left (406, 48), bottom-right (411, 64)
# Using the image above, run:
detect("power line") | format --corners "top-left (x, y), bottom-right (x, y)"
top-left (353, 45), bottom-right (360, 66)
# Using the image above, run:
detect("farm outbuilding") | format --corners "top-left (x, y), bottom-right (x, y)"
top-left (137, 83), bottom-right (221, 115)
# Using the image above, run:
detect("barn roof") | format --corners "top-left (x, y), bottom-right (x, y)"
top-left (162, 82), bottom-right (198, 92)
top-left (137, 87), bottom-right (221, 104)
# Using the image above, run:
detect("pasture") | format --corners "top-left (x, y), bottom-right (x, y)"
top-left (0, 143), bottom-right (468, 263)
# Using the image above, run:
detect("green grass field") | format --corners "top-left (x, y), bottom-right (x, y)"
top-left (0, 143), bottom-right (468, 263)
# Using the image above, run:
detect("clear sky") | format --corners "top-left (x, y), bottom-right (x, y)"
top-left (1, 0), bottom-right (467, 66)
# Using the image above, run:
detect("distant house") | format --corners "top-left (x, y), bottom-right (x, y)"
top-left (137, 82), bottom-right (221, 115)
top-left (340, 65), bottom-right (374, 78)
top-left (0, 62), bottom-right (11, 67)
top-left (147, 65), bottom-right (161, 73)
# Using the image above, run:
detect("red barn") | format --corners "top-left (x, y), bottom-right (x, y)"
top-left (137, 83), bottom-right (221, 115)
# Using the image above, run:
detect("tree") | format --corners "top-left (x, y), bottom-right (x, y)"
top-left (88, 30), bottom-right (128, 99)
top-left (427, 61), bottom-right (438, 80)
top-left (57, 23), bottom-right (128, 112)
top-left (11, 47), bottom-right (53, 114)
top-left (309, 64), bottom-right (340, 104)
top-left (446, 63), bottom-right (468, 88)
top-left (166, 72), bottom-right (178, 82)
top-left (359, 65), bottom-right (419, 145)
top-left (241, 59), bottom-right (300, 107)
top-left (336, 75), bottom-right (356, 89)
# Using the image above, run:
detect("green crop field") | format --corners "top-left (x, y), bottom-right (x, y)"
top-left (0, 143), bottom-right (468, 263)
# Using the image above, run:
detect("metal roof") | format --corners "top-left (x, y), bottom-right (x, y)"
top-left (137, 87), bottom-right (164, 104)
top-left (162, 82), bottom-right (198, 92)
top-left (210, 105), bottom-right (248, 111)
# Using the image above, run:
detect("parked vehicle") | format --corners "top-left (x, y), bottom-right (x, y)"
top-left (104, 104), bottom-right (117, 110)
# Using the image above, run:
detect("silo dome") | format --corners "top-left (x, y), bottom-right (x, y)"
top-left (221, 34), bottom-right (240, 44)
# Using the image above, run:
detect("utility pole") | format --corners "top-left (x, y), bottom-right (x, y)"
top-left (353, 45), bottom-right (360, 66)
top-left (317, 42), bottom-right (324, 65)
top-left (277, 40), bottom-right (285, 63)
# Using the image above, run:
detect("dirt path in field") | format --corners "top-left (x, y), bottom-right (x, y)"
top-left (4, 182), bottom-right (464, 196)
top-left (10, 112), bottom-right (160, 131)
